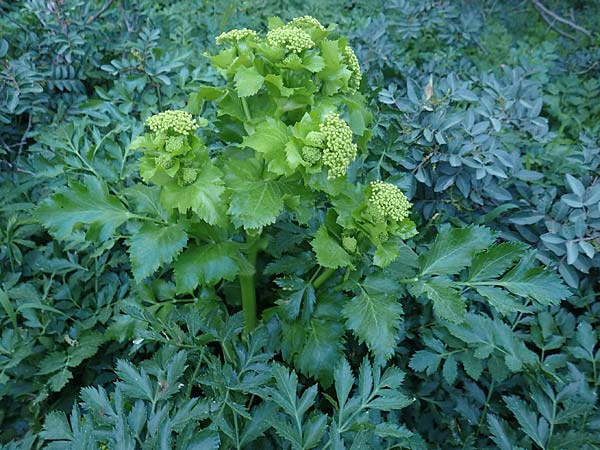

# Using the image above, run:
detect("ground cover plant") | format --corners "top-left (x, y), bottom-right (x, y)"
top-left (0, 0), bottom-right (599, 449)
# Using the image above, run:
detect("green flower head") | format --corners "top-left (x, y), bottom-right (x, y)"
top-left (368, 181), bottom-right (412, 222)
top-left (288, 16), bottom-right (326, 31)
top-left (267, 26), bottom-right (315, 53)
top-left (344, 46), bottom-right (362, 92)
top-left (179, 167), bottom-right (198, 186)
top-left (342, 235), bottom-right (358, 253)
top-left (319, 113), bottom-right (357, 178)
top-left (215, 28), bottom-right (258, 45)
top-left (146, 110), bottom-right (199, 136)
top-left (301, 146), bottom-right (322, 165)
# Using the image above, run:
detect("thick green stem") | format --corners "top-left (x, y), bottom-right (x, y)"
top-left (313, 267), bottom-right (336, 289)
top-left (240, 237), bottom-right (260, 333)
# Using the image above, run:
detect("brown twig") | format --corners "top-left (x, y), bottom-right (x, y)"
top-left (86, 0), bottom-right (117, 24)
top-left (531, 0), bottom-right (592, 39)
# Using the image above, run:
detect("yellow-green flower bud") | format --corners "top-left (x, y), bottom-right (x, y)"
top-left (319, 113), bottom-right (357, 178)
top-left (165, 135), bottom-right (185, 153)
top-left (215, 28), bottom-right (258, 45)
top-left (155, 154), bottom-right (174, 169)
top-left (179, 167), bottom-right (198, 186)
top-left (305, 131), bottom-right (325, 147)
top-left (343, 46), bottom-right (362, 92)
top-left (301, 146), bottom-right (321, 165)
top-left (267, 26), bottom-right (315, 53)
top-left (368, 181), bottom-right (412, 222)
top-left (146, 110), bottom-right (199, 136)
top-left (342, 235), bottom-right (357, 253)
top-left (288, 16), bottom-right (326, 31)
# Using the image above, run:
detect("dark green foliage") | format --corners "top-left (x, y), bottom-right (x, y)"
top-left (1, 0), bottom-right (599, 449)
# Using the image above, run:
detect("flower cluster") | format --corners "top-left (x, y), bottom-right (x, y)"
top-left (368, 181), bottom-right (412, 222)
top-left (319, 113), bottom-right (357, 178)
top-left (145, 110), bottom-right (199, 136)
top-left (343, 46), bottom-right (362, 92)
top-left (215, 28), bottom-right (257, 45)
top-left (267, 26), bottom-right (315, 53)
top-left (288, 16), bottom-right (326, 31)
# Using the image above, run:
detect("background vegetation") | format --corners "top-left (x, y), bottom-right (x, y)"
top-left (1, 0), bottom-right (598, 448)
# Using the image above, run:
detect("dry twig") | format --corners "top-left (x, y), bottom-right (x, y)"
top-left (531, 0), bottom-right (592, 40)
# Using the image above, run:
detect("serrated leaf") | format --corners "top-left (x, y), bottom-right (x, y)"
top-left (35, 175), bottom-right (132, 242)
top-left (311, 226), bottom-right (352, 269)
top-left (242, 118), bottom-right (293, 175)
top-left (160, 165), bottom-right (226, 225)
top-left (468, 242), bottom-right (527, 281)
top-left (475, 286), bottom-right (529, 316)
top-left (342, 287), bottom-right (402, 360)
top-left (422, 277), bottom-right (466, 323)
top-left (226, 159), bottom-right (286, 229)
top-left (419, 226), bottom-right (496, 276)
top-left (128, 223), bottom-right (187, 281)
top-left (409, 350), bottom-right (441, 375)
top-left (498, 267), bottom-right (570, 306)
top-left (442, 356), bottom-right (458, 384)
top-left (174, 243), bottom-right (239, 293)
top-left (234, 66), bottom-right (264, 97)
top-left (41, 411), bottom-right (73, 441)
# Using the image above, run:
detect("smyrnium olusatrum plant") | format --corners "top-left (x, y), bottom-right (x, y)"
top-left (36, 16), bottom-right (417, 383)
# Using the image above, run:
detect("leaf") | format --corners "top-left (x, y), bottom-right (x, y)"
top-left (242, 118), bottom-right (293, 175)
top-left (234, 66), bottom-right (264, 97)
top-left (498, 267), bottom-right (570, 306)
top-left (311, 226), bottom-right (352, 269)
top-left (468, 242), bottom-right (527, 281)
top-left (226, 159), bottom-right (286, 229)
top-left (128, 223), bottom-right (187, 281)
top-left (419, 226), bottom-right (496, 276)
top-left (35, 175), bottom-right (132, 242)
top-left (342, 286), bottom-right (403, 360)
top-left (442, 356), bottom-right (458, 384)
top-left (409, 350), bottom-right (441, 375)
top-left (41, 411), bottom-right (73, 441)
top-left (115, 365), bottom-right (156, 409)
top-left (0, 288), bottom-right (18, 334)
top-left (421, 277), bottom-right (466, 323)
top-left (503, 395), bottom-right (547, 448)
top-left (475, 286), bottom-right (529, 316)
top-left (160, 164), bottom-right (226, 225)
top-left (565, 174), bottom-right (585, 198)
top-left (174, 243), bottom-right (239, 293)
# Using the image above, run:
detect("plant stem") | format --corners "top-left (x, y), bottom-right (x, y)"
top-left (313, 267), bottom-right (336, 289)
top-left (240, 237), bottom-right (259, 333)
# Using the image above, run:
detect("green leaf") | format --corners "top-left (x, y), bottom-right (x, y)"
top-left (468, 242), bottom-right (527, 281)
top-left (128, 223), bottom-right (188, 281)
top-left (311, 226), bottom-right (352, 269)
top-left (419, 226), bottom-right (496, 276)
top-left (442, 356), bottom-right (458, 384)
top-left (41, 411), bottom-right (73, 441)
top-left (35, 175), bottom-right (132, 242)
top-left (409, 350), bottom-right (441, 375)
top-left (498, 267), bottom-right (570, 306)
top-left (242, 118), bottom-right (293, 175)
top-left (0, 288), bottom-right (18, 334)
top-left (342, 286), bottom-right (403, 360)
top-left (49, 367), bottom-right (73, 392)
top-left (174, 243), bottom-right (239, 293)
top-left (503, 395), bottom-right (547, 448)
top-left (160, 165), bottom-right (226, 225)
top-left (475, 286), bottom-right (529, 316)
top-left (422, 277), bottom-right (466, 323)
top-left (234, 66), bottom-right (265, 97)
top-left (226, 159), bottom-right (286, 229)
